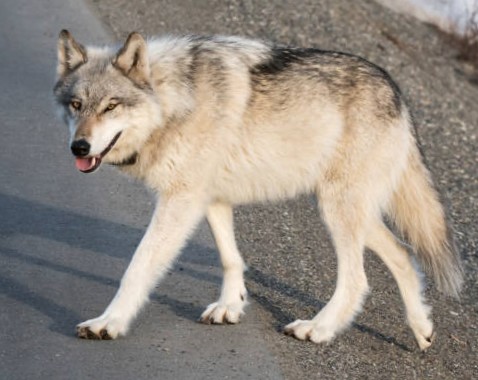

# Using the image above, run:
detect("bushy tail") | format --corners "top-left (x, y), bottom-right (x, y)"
top-left (388, 146), bottom-right (464, 297)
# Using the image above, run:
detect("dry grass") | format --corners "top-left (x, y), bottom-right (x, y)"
top-left (451, 5), bottom-right (478, 69)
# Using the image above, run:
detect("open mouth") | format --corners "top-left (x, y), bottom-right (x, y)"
top-left (75, 132), bottom-right (122, 173)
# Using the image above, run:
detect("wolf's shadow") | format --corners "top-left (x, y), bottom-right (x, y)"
top-left (0, 193), bottom-right (411, 350)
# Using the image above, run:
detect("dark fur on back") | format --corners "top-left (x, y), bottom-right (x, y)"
top-left (250, 46), bottom-right (403, 118)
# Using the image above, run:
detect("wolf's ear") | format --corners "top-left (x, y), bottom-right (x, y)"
top-left (57, 30), bottom-right (88, 79)
top-left (113, 32), bottom-right (150, 86)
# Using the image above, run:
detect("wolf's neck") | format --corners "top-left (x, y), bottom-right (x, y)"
top-left (147, 38), bottom-right (195, 122)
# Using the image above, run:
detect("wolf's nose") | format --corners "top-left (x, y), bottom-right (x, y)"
top-left (71, 139), bottom-right (90, 157)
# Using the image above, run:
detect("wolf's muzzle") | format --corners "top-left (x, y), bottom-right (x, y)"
top-left (71, 139), bottom-right (90, 157)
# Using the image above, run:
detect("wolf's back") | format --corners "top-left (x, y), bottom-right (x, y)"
top-left (388, 145), bottom-right (464, 297)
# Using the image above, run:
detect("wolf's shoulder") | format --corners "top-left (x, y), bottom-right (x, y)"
top-left (146, 35), bottom-right (270, 56)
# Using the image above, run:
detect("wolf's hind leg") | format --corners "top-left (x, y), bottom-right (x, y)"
top-left (366, 222), bottom-right (434, 350)
top-left (76, 195), bottom-right (205, 339)
top-left (199, 202), bottom-right (247, 324)
top-left (285, 193), bottom-right (369, 343)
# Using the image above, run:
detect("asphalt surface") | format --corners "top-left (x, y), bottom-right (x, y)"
top-left (0, 0), bottom-right (282, 379)
top-left (1, 0), bottom-right (477, 379)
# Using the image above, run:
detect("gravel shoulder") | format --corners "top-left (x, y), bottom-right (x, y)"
top-left (88, 0), bottom-right (478, 378)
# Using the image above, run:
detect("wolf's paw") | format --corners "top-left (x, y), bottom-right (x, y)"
top-left (199, 294), bottom-right (247, 325)
top-left (199, 302), bottom-right (244, 324)
top-left (415, 330), bottom-right (435, 351)
top-left (76, 315), bottom-right (126, 340)
top-left (409, 318), bottom-right (435, 351)
top-left (284, 319), bottom-right (336, 344)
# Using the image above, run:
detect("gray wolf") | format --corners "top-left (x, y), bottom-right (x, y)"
top-left (53, 30), bottom-right (463, 350)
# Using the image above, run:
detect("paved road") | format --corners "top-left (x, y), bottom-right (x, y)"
top-left (0, 1), bottom-right (283, 379)
top-left (2, 0), bottom-right (477, 379)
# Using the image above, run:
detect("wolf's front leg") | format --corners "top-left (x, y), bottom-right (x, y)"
top-left (199, 202), bottom-right (248, 324)
top-left (76, 195), bottom-right (205, 339)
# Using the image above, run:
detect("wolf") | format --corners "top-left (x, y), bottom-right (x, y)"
top-left (53, 30), bottom-right (463, 350)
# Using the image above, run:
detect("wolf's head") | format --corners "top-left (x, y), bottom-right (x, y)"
top-left (54, 30), bottom-right (161, 173)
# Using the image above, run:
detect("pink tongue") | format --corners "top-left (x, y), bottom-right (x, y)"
top-left (75, 157), bottom-right (96, 172)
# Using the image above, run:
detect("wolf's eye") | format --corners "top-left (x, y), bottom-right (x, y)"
top-left (104, 103), bottom-right (118, 113)
top-left (70, 100), bottom-right (81, 110)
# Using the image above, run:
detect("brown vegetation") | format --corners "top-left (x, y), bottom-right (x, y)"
top-left (452, 6), bottom-right (478, 69)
